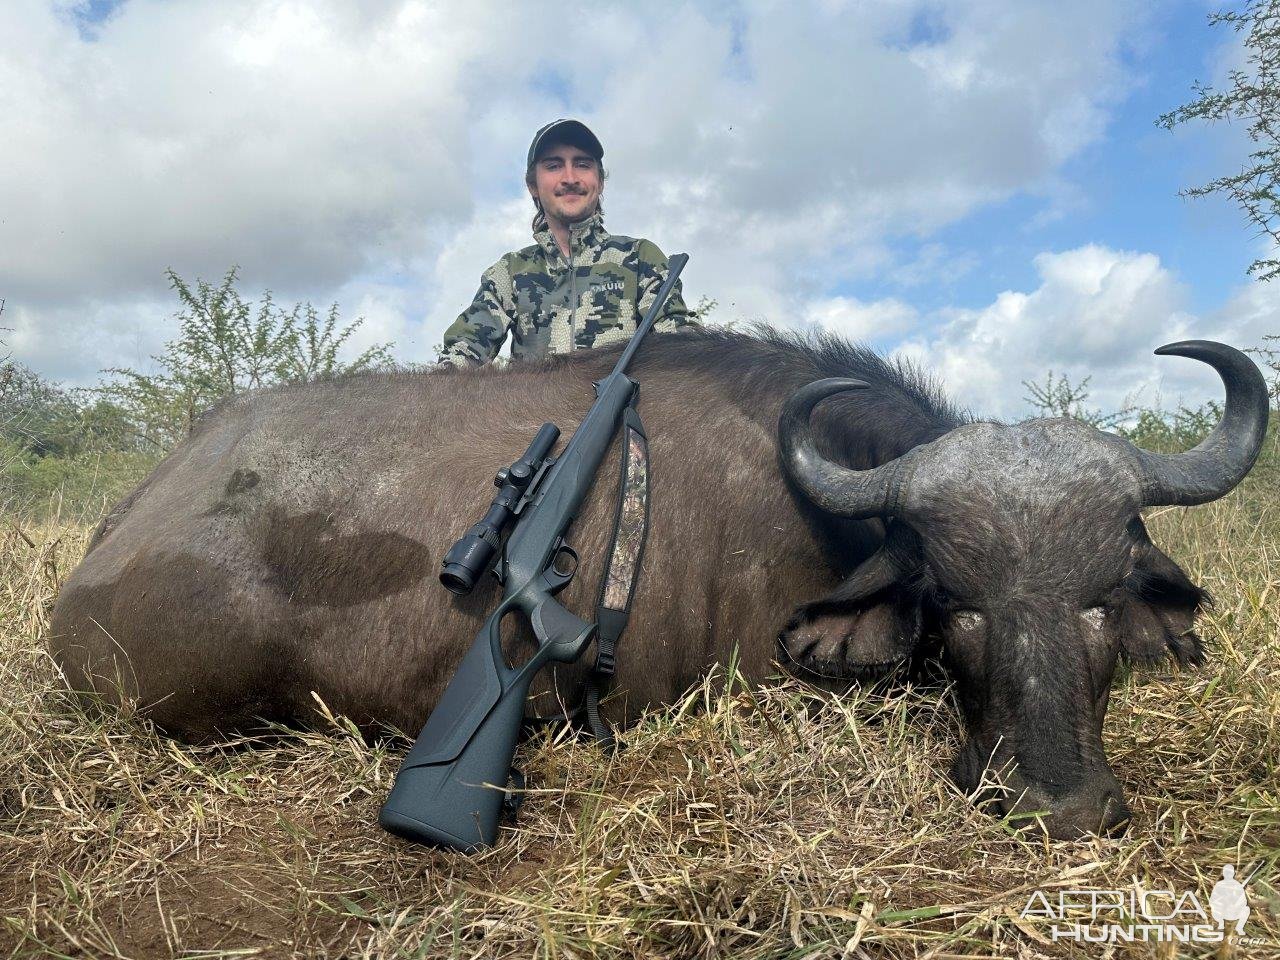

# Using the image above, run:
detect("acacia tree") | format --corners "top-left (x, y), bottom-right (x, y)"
top-left (1021, 371), bottom-right (1136, 429)
top-left (1158, 0), bottom-right (1280, 283)
top-left (102, 267), bottom-right (394, 449)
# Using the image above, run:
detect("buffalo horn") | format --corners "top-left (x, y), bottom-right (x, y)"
top-left (1133, 340), bottom-right (1270, 506)
top-left (779, 378), bottom-right (908, 519)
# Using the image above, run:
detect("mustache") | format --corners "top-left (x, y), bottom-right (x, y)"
top-left (555, 186), bottom-right (589, 196)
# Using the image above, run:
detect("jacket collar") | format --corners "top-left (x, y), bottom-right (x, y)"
top-left (533, 209), bottom-right (606, 262)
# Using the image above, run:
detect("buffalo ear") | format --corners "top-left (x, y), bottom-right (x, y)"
top-left (1120, 543), bottom-right (1209, 667)
top-left (778, 527), bottom-right (925, 679)
top-left (779, 589), bottom-right (923, 679)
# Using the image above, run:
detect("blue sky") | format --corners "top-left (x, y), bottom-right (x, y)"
top-left (833, 4), bottom-right (1255, 323)
top-left (4, 0), bottom-right (1276, 417)
top-left (943, 11), bottom-right (1248, 314)
top-left (66, 0), bottom-right (122, 34)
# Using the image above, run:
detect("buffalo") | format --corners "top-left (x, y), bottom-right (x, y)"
top-left (48, 328), bottom-right (1268, 839)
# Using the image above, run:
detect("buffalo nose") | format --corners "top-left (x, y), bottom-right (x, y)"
top-left (998, 772), bottom-right (1132, 840)
top-left (1099, 791), bottom-right (1132, 836)
top-left (1042, 787), bottom-right (1132, 840)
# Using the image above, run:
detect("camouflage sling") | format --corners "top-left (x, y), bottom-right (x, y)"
top-left (583, 401), bottom-right (650, 749)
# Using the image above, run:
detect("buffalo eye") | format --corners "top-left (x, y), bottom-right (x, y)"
top-left (1079, 605), bottom-right (1120, 701)
top-left (945, 609), bottom-right (987, 661)
top-left (1080, 606), bottom-right (1107, 631)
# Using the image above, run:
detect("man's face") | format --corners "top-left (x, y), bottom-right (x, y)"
top-left (529, 143), bottom-right (602, 225)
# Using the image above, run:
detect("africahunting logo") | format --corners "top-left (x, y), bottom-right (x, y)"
top-left (1020, 860), bottom-right (1269, 946)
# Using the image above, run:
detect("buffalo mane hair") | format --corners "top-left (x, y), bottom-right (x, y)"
top-left (624, 324), bottom-right (972, 468)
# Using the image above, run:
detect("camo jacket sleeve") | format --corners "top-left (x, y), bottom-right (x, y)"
top-left (634, 239), bottom-right (698, 333)
top-left (438, 258), bottom-right (516, 367)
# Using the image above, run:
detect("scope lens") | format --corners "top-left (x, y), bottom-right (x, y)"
top-left (439, 532), bottom-right (497, 595)
top-left (439, 563), bottom-right (476, 595)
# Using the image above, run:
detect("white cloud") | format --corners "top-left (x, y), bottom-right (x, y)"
top-left (6, 294), bottom-right (172, 382)
top-left (803, 295), bottom-right (920, 342)
top-left (2, 0), bottom-right (1152, 385)
top-left (1, 1), bottom-right (482, 304)
top-left (895, 244), bottom-right (1280, 419)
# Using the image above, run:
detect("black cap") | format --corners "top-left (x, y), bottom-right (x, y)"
top-left (527, 119), bottom-right (604, 169)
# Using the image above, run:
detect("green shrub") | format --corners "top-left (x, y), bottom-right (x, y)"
top-left (0, 438), bottom-right (161, 522)
top-left (98, 267), bottom-right (394, 449)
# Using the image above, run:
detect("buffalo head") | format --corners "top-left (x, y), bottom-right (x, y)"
top-left (777, 341), bottom-right (1268, 839)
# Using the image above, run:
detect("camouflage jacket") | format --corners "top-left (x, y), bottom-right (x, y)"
top-left (438, 211), bottom-right (695, 366)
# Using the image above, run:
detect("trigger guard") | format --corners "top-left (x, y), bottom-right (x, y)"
top-left (544, 545), bottom-right (579, 590)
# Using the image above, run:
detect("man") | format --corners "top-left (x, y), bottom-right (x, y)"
top-left (438, 119), bottom-right (695, 367)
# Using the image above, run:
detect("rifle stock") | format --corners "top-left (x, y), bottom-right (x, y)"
top-left (379, 585), bottom-right (594, 850)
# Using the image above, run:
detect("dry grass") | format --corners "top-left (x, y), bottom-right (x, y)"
top-left (1, 478), bottom-right (1278, 959)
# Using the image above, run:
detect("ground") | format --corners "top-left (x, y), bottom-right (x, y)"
top-left (1, 463), bottom-right (1277, 959)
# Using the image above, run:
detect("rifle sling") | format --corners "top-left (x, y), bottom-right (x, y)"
top-left (522, 399), bottom-right (648, 750)
top-left (583, 400), bottom-right (649, 750)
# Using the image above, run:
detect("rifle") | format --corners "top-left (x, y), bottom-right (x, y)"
top-left (379, 253), bottom-right (689, 851)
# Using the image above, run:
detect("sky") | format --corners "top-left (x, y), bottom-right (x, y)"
top-left (3, 0), bottom-right (1277, 418)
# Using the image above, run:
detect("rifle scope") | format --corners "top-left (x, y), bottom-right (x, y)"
top-left (439, 422), bottom-right (560, 594)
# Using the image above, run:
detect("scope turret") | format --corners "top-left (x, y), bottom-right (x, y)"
top-left (439, 423), bottom-right (560, 594)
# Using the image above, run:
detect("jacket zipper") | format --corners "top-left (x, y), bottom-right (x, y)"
top-left (567, 231), bottom-right (577, 352)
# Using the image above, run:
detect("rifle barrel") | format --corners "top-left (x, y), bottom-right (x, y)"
top-left (612, 253), bottom-right (689, 376)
